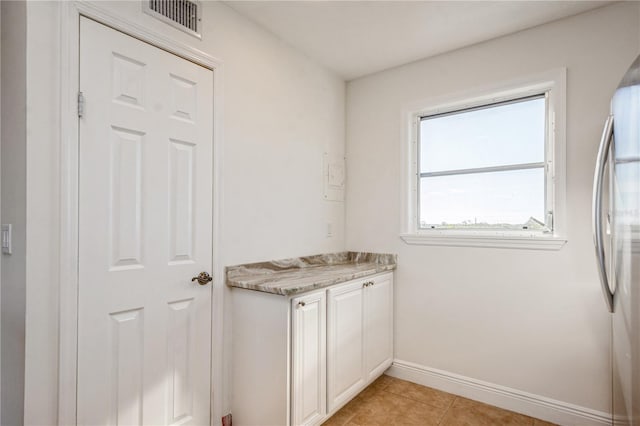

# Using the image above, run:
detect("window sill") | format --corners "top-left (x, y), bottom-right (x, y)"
top-left (399, 233), bottom-right (567, 250)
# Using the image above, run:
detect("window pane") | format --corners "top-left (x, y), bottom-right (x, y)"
top-left (420, 96), bottom-right (546, 173)
top-left (419, 168), bottom-right (545, 229)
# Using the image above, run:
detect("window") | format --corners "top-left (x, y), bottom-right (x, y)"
top-left (401, 70), bottom-right (567, 249)
top-left (419, 95), bottom-right (548, 231)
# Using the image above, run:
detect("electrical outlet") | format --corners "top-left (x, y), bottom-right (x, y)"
top-left (2, 224), bottom-right (12, 255)
top-left (326, 222), bottom-right (333, 238)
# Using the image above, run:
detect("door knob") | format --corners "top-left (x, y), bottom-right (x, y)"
top-left (191, 272), bottom-right (213, 285)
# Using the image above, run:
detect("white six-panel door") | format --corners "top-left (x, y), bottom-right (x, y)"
top-left (77, 17), bottom-right (213, 425)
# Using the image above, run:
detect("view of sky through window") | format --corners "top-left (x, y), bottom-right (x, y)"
top-left (419, 96), bottom-right (546, 229)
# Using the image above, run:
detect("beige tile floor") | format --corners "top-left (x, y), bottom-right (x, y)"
top-left (322, 375), bottom-right (557, 426)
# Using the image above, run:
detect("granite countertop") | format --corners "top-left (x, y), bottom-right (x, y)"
top-left (226, 252), bottom-right (397, 296)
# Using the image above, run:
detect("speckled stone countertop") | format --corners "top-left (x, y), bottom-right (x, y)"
top-left (226, 252), bottom-right (397, 296)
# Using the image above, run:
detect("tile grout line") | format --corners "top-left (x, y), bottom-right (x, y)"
top-left (437, 396), bottom-right (457, 425)
top-left (383, 380), bottom-right (458, 422)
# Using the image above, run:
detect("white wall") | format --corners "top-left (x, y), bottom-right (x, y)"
top-left (346, 2), bottom-right (639, 417)
top-left (19, 1), bottom-right (345, 424)
top-left (23, 3), bottom-right (61, 423)
top-left (0, 1), bottom-right (2, 421)
top-left (1, 2), bottom-right (27, 424)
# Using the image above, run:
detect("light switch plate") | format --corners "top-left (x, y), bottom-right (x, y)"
top-left (2, 224), bottom-right (12, 255)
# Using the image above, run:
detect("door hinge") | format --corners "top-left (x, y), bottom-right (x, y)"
top-left (77, 91), bottom-right (85, 118)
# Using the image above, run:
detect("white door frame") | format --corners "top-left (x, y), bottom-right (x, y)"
top-left (58, 2), bottom-right (225, 425)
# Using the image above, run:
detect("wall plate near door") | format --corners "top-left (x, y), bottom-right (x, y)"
top-left (2, 224), bottom-right (12, 255)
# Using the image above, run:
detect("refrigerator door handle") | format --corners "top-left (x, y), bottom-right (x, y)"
top-left (592, 115), bottom-right (614, 313)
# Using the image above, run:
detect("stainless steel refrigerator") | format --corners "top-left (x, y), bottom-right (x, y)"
top-left (593, 54), bottom-right (640, 426)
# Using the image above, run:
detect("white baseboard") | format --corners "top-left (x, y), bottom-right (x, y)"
top-left (387, 360), bottom-right (611, 426)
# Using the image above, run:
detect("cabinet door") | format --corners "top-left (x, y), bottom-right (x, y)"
top-left (291, 291), bottom-right (326, 426)
top-left (327, 280), bottom-right (365, 412)
top-left (364, 273), bottom-right (394, 381)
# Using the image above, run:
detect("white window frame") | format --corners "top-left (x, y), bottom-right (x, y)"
top-left (400, 69), bottom-right (568, 250)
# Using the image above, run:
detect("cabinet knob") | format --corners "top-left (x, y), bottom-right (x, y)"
top-left (297, 301), bottom-right (306, 308)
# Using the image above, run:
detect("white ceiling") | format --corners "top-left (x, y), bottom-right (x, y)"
top-left (224, 1), bottom-right (612, 80)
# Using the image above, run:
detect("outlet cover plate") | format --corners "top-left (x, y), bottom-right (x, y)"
top-left (2, 224), bottom-right (12, 255)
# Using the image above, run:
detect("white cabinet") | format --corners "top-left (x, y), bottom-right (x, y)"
top-left (291, 291), bottom-right (326, 426)
top-left (327, 280), bottom-right (366, 412)
top-left (364, 273), bottom-right (394, 380)
top-left (231, 271), bottom-right (393, 426)
top-left (327, 273), bottom-right (394, 412)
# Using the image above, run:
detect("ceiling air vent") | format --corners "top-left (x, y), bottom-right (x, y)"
top-left (143, 0), bottom-right (201, 38)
